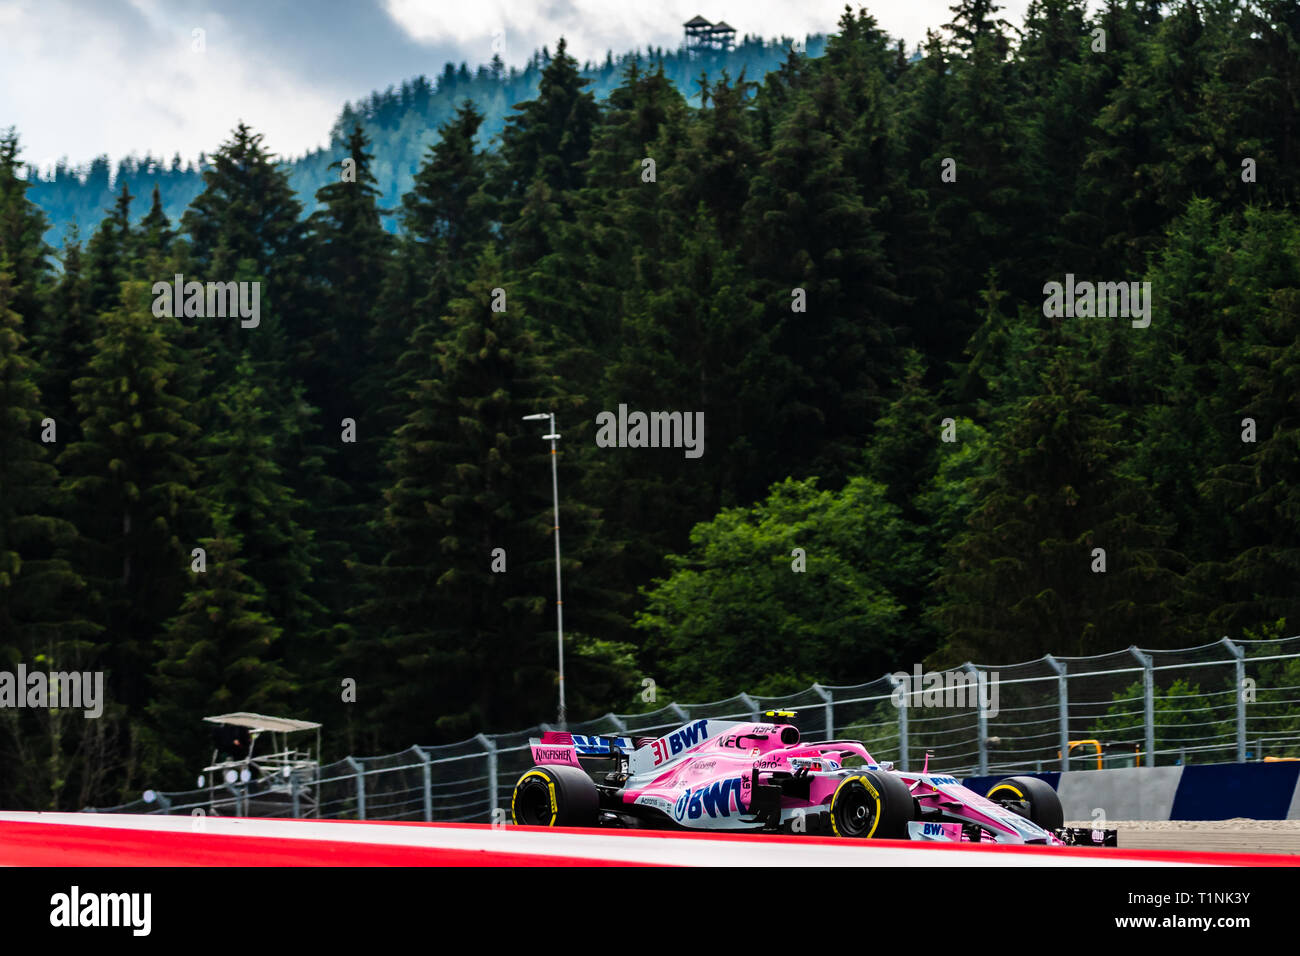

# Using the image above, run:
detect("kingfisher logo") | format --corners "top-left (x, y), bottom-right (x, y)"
top-left (673, 777), bottom-right (743, 821)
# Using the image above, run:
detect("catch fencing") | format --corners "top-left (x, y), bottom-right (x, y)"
top-left (89, 635), bottom-right (1300, 823)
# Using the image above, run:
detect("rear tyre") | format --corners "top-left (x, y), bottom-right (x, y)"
top-left (511, 765), bottom-right (599, 827)
top-left (829, 770), bottom-right (913, 839)
top-left (986, 775), bottom-right (1064, 830)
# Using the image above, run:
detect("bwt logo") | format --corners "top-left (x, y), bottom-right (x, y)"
top-left (673, 777), bottom-right (743, 821)
top-left (667, 719), bottom-right (709, 755)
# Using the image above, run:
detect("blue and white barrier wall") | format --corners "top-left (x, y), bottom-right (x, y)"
top-left (963, 761), bottom-right (1300, 821)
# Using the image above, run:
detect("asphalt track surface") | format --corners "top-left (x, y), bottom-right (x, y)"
top-left (1, 812), bottom-right (1298, 865)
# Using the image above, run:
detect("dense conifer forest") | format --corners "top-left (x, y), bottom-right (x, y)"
top-left (2, 0), bottom-right (1300, 807)
top-left (24, 34), bottom-right (829, 250)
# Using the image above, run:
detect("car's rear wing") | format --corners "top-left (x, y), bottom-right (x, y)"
top-left (537, 731), bottom-right (637, 755)
top-left (531, 731), bottom-right (638, 768)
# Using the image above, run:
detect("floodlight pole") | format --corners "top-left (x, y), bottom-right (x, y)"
top-left (524, 412), bottom-right (566, 728)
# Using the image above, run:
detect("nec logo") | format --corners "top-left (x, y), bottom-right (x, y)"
top-left (673, 777), bottom-right (742, 821)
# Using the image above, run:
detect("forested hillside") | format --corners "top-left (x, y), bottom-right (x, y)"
top-left (23, 33), bottom-right (829, 251)
top-left (2, 0), bottom-right (1299, 808)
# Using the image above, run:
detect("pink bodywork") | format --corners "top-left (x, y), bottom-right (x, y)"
top-left (534, 720), bottom-right (1064, 844)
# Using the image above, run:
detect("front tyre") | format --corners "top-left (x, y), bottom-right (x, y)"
top-left (511, 765), bottom-right (599, 827)
top-left (829, 770), bottom-right (913, 839)
top-left (986, 775), bottom-right (1064, 830)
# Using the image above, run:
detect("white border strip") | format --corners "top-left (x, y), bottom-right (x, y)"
top-left (0, 812), bottom-right (1201, 867)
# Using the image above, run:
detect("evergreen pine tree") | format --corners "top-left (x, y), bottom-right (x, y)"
top-left (355, 249), bottom-right (611, 742)
top-left (496, 37), bottom-right (599, 227)
top-left (86, 181), bottom-right (133, 315)
top-left (0, 131), bottom-right (52, 334)
top-left (930, 356), bottom-right (1186, 662)
top-left (57, 281), bottom-right (203, 715)
top-left (149, 516), bottom-right (293, 772)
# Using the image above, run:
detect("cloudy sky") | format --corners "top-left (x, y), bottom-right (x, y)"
top-left (0, 0), bottom-right (1036, 172)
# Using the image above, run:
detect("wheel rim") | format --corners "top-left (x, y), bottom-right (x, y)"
top-left (835, 784), bottom-right (876, 837)
top-left (998, 799), bottom-right (1030, 818)
top-left (988, 786), bottom-right (1031, 820)
top-left (515, 780), bottom-right (554, 825)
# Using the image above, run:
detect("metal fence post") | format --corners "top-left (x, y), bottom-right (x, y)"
top-left (222, 783), bottom-right (242, 816)
top-left (1046, 655), bottom-right (1069, 772)
top-left (143, 791), bottom-right (171, 814)
top-left (345, 756), bottom-right (366, 819)
top-left (898, 688), bottom-right (910, 771)
top-left (886, 673), bottom-right (909, 770)
top-left (291, 772), bottom-right (300, 819)
top-left (812, 683), bottom-right (833, 740)
top-left (476, 734), bottom-right (499, 821)
top-left (1129, 647), bottom-right (1155, 767)
top-left (414, 746), bottom-right (432, 822)
top-left (964, 663), bottom-right (987, 775)
top-left (1221, 637), bottom-right (1246, 763)
top-left (739, 693), bottom-right (759, 721)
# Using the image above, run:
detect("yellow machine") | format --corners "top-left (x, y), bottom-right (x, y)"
top-left (1057, 739), bottom-right (1142, 769)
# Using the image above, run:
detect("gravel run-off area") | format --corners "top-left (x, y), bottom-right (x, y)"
top-left (1065, 818), bottom-right (1300, 855)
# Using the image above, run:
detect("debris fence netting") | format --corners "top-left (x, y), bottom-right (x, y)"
top-left (88, 637), bottom-right (1300, 822)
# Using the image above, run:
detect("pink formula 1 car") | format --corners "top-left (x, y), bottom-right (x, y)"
top-left (511, 711), bottom-right (1116, 846)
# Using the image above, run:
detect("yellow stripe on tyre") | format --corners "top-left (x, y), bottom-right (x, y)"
top-left (987, 783), bottom-right (1025, 801)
